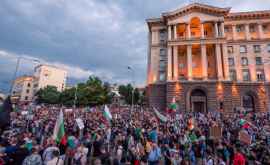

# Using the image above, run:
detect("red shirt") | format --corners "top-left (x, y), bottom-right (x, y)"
top-left (233, 152), bottom-right (246, 165)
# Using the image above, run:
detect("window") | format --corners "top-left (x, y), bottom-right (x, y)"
top-left (25, 96), bottom-right (28, 101)
top-left (179, 63), bottom-right (185, 68)
top-left (256, 70), bottom-right (265, 81)
top-left (240, 45), bottom-right (247, 53)
top-left (228, 58), bottom-right (235, 66)
top-left (159, 72), bottom-right (165, 81)
top-left (160, 49), bottom-right (166, 61)
top-left (159, 30), bottom-right (166, 42)
top-left (26, 89), bottom-right (30, 94)
top-left (159, 61), bottom-right (166, 70)
top-left (229, 70), bottom-right (237, 81)
top-left (253, 45), bottom-right (261, 53)
top-left (228, 46), bottom-right (234, 54)
top-left (236, 25), bottom-right (244, 32)
top-left (241, 57), bottom-right (248, 66)
top-left (250, 25), bottom-right (256, 33)
top-left (267, 44), bottom-right (270, 53)
top-left (256, 57), bottom-right (262, 65)
top-left (27, 83), bottom-right (31, 87)
top-left (263, 25), bottom-right (268, 32)
top-left (160, 49), bottom-right (166, 56)
top-left (242, 69), bottom-right (250, 81)
top-left (224, 26), bottom-right (231, 33)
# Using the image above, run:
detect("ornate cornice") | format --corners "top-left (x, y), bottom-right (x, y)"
top-left (162, 3), bottom-right (231, 19)
top-left (226, 10), bottom-right (270, 21)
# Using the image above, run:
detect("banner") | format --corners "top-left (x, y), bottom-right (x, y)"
top-left (239, 130), bottom-right (252, 145)
top-left (210, 126), bottom-right (222, 139)
top-left (75, 118), bottom-right (85, 130)
top-left (65, 109), bottom-right (73, 113)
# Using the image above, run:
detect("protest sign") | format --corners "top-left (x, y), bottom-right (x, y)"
top-left (239, 130), bottom-right (252, 145)
top-left (65, 109), bottom-right (73, 113)
top-left (75, 118), bottom-right (84, 130)
top-left (21, 111), bottom-right (28, 115)
top-left (210, 126), bottom-right (222, 139)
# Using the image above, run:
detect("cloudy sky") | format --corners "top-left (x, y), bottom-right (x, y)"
top-left (0, 0), bottom-right (269, 93)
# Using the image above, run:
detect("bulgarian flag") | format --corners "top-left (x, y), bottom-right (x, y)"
top-left (168, 97), bottom-right (177, 113)
top-left (103, 105), bottom-right (112, 121)
top-left (53, 110), bottom-right (66, 145)
top-left (154, 108), bottom-right (168, 122)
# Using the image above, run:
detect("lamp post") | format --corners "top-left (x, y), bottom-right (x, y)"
top-left (73, 84), bottom-right (78, 109)
top-left (127, 66), bottom-right (135, 119)
top-left (9, 56), bottom-right (40, 95)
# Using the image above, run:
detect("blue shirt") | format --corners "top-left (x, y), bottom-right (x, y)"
top-left (148, 147), bottom-right (161, 162)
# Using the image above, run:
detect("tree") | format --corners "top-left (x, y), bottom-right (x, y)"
top-left (118, 84), bottom-right (141, 105)
top-left (59, 87), bottom-right (76, 107)
top-left (36, 86), bottom-right (60, 104)
top-left (35, 76), bottom-right (113, 107)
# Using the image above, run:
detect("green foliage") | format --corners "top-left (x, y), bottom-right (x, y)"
top-left (118, 84), bottom-right (143, 105)
top-left (36, 76), bottom-right (113, 107)
top-left (36, 86), bottom-right (60, 104)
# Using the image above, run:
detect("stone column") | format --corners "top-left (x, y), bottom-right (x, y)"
top-left (220, 22), bottom-right (225, 37)
top-left (187, 23), bottom-right (191, 39)
top-left (201, 23), bottom-right (205, 39)
top-left (232, 24), bottom-right (237, 40)
top-left (215, 44), bottom-right (223, 80)
top-left (174, 24), bottom-right (177, 40)
top-left (215, 22), bottom-right (219, 37)
top-left (201, 44), bottom-right (208, 80)
top-left (245, 24), bottom-right (251, 40)
top-left (167, 46), bottom-right (172, 81)
top-left (222, 44), bottom-right (230, 80)
top-left (187, 45), bottom-right (193, 80)
top-left (168, 25), bottom-right (172, 40)
top-left (258, 23), bottom-right (264, 39)
top-left (173, 46), bottom-right (178, 80)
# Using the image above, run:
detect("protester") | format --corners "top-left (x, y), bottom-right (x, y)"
top-left (0, 104), bottom-right (269, 164)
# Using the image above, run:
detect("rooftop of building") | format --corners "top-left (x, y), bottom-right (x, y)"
top-left (14, 75), bottom-right (34, 83)
top-left (34, 64), bottom-right (67, 72)
top-left (146, 2), bottom-right (270, 25)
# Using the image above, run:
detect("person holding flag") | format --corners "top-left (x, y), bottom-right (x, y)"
top-left (53, 109), bottom-right (66, 146)
top-left (167, 97), bottom-right (177, 114)
top-left (102, 105), bottom-right (112, 126)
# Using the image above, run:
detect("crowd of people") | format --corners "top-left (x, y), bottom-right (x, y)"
top-left (0, 104), bottom-right (270, 165)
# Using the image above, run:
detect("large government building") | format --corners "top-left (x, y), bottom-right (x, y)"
top-left (146, 3), bottom-right (270, 113)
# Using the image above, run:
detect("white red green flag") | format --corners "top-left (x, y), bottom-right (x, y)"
top-left (154, 108), bottom-right (168, 122)
top-left (103, 105), bottom-right (112, 121)
top-left (53, 110), bottom-right (66, 145)
top-left (168, 97), bottom-right (177, 112)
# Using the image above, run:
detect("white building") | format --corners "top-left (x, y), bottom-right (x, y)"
top-left (33, 64), bottom-right (67, 92)
top-left (11, 75), bottom-right (34, 103)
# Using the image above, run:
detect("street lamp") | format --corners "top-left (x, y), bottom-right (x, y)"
top-left (127, 66), bottom-right (135, 119)
top-left (9, 56), bottom-right (40, 95)
top-left (73, 84), bottom-right (78, 109)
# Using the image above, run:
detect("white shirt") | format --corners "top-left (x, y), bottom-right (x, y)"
top-left (46, 157), bottom-right (64, 165)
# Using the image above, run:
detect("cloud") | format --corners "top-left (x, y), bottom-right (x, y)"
top-left (0, 0), bottom-right (270, 93)
top-left (0, 49), bottom-right (94, 80)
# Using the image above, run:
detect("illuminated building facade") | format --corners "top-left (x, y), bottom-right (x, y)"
top-left (11, 76), bottom-right (35, 103)
top-left (146, 3), bottom-right (270, 113)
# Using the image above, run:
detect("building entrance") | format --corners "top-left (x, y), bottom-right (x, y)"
top-left (190, 89), bottom-right (207, 113)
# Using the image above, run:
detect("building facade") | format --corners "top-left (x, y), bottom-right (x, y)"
top-left (11, 76), bottom-right (34, 103)
top-left (33, 64), bottom-right (67, 93)
top-left (146, 3), bottom-right (270, 113)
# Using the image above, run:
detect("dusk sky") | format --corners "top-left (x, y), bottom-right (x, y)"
top-left (0, 0), bottom-right (269, 93)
